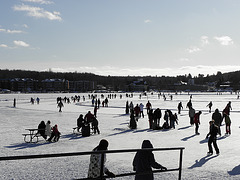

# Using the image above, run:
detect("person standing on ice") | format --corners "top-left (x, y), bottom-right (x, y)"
top-left (189, 107), bottom-right (195, 125)
top-left (222, 101), bottom-right (232, 125)
top-left (133, 140), bottom-right (167, 180)
top-left (148, 109), bottom-right (154, 129)
top-left (212, 109), bottom-right (222, 136)
top-left (57, 100), bottom-right (64, 112)
top-left (206, 101), bottom-right (213, 113)
top-left (130, 110), bottom-right (137, 129)
top-left (126, 101), bottom-right (129, 114)
top-left (139, 103), bottom-right (144, 118)
top-left (193, 111), bottom-right (202, 135)
top-left (146, 101), bottom-right (152, 114)
top-left (206, 121), bottom-right (220, 155)
top-left (177, 102), bottom-right (183, 114)
top-left (153, 108), bottom-right (162, 128)
top-left (13, 98), bottom-right (16, 107)
top-left (88, 139), bottom-right (115, 179)
top-left (186, 99), bottom-right (192, 109)
top-left (224, 112), bottom-right (231, 135)
top-left (77, 114), bottom-right (85, 132)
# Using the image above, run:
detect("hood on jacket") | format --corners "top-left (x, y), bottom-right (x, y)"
top-left (141, 140), bottom-right (153, 149)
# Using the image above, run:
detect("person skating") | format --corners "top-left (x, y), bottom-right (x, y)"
top-left (186, 100), bottom-right (192, 109)
top-left (206, 101), bottom-right (213, 113)
top-left (153, 108), bottom-right (162, 128)
top-left (148, 109), bottom-right (154, 129)
top-left (212, 109), bottom-right (222, 136)
top-left (92, 117), bottom-right (100, 134)
top-left (189, 107), bottom-right (195, 125)
top-left (222, 101), bottom-right (232, 125)
top-left (146, 101), bottom-right (152, 114)
top-left (224, 112), bottom-right (231, 135)
top-left (139, 103), bottom-right (144, 118)
top-left (177, 102), bottom-right (183, 114)
top-left (194, 111), bottom-right (202, 135)
top-left (206, 121), bottom-right (219, 155)
top-left (57, 100), bottom-right (64, 112)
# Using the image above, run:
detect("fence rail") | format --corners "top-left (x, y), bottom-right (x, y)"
top-left (0, 147), bottom-right (184, 180)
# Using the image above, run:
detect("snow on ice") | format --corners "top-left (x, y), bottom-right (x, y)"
top-left (0, 92), bottom-right (240, 180)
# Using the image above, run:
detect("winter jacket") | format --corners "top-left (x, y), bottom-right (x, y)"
top-left (139, 103), bottom-right (144, 111)
top-left (189, 108), bottom-right (195, 118)
top-left (212, 110), bottom-right (222, 126)
top-left (194, 113), bottom-right (200, 124)
top-left (225, 115), bottom-right (231, 124)
top-left (207, 124), bottom-right (219, 138)
top-left (45, 123), bottom-right (52, 136)
top-left (133, 140), bottom-right (165, 180)
top-left (153, 108), bottom-right (162, 119)
top-left (88, 148), bottom-right (108, 178)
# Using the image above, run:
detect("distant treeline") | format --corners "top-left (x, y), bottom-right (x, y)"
top-left (1, 69), bottom-right (240, 91)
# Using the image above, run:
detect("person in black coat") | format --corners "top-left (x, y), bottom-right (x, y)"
top-left (37, 121), bottom-right (47, 139)
top-left (153, 108), bottom-right (162, 128)
top-left (130, 110), bottom-right (137, 129)
top-left (206, 121), bottom-right (220, 155)
top-left (92, 117), bottom-right (100, 134)
top-left (212, 109), bottom-right (222, 136)
top-left (77, 114), bottom-right (85, 132)
top-left (133, 140), bottom-right (167, 180)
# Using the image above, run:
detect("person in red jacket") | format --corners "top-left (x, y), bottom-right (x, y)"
top-left (47, 124), bottom-right (61, 142)
top-left (194, 111), bottom-right (202, 135)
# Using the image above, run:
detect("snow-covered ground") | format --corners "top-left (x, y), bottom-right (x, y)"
top-left (0, 92), bottom-right (240, 180)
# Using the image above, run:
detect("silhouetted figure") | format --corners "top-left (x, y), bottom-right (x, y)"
top-left (133, 140), bottom-right (167, 180)
top-left (88, 139), bottom-right (115, 179)
top-left (206, 121), bottom-right (219, 155)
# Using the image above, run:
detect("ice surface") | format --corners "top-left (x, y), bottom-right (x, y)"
top-left (0, 92), bottom-right (240, 180)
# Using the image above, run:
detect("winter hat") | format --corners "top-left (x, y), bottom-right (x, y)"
top-left (98, 139), bottom-right (109, 150)
top-left (141, 140), bottom-right (153, 149)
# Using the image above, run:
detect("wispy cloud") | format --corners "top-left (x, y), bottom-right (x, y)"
top-left (144, 19), bottom-right (152, 23)
top-left (214, 36), bottom-right (233, 46)
top-left (186, 46), bottom-right (201, 53)
top-left (13, 40), bottom-right (30, 47)
top-left (40, 65), bottom-right (240, 77)
top-left (201, 36), bottom-right (209, 46)
top-left (23, 24), bottom-right (29, 28)
top-left (22, 0), bottom-right (53, 5)
top-left (0, 28), bottom-right (24, 34)
top-left (0, 44), bottom-right (8, 48)
top-left (13, 4), bottom-right (62, 21)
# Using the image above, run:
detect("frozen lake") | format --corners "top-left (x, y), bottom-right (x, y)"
top-left (0, 92), bottom-right (240, 179)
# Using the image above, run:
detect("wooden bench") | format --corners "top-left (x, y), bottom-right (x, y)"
top-left (22, 133), bottom-right (42, 143)
top-left (23, 128), bottom-right (46, 143)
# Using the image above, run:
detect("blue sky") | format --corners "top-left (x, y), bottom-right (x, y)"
top-left (1, 0), bottom-right (240, 76)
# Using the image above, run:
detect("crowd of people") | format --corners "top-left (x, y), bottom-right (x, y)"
top-left (22, 92), bottom-right (235, 179)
